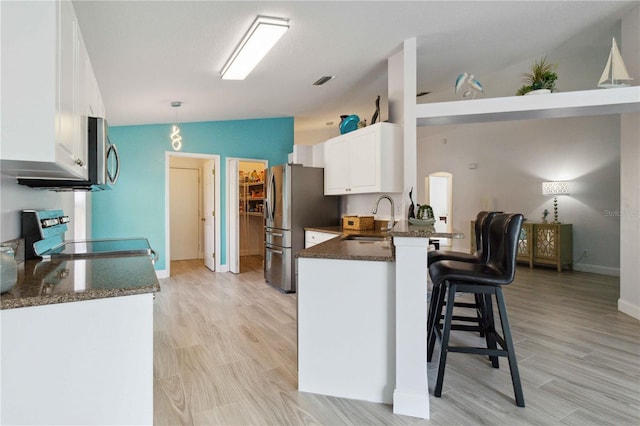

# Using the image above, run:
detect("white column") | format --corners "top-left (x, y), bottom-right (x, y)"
top-left (619, 6), bottom-right (640, 320)
top-left (392, 235), bottom-right (429, 418)
top-left (388, 38), bottom-right (417, 219)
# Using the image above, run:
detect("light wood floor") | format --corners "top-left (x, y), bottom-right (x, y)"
top-left (240, 255), bottom-right (264, 274)
top-left (154, 261), bottom-right (640, 425)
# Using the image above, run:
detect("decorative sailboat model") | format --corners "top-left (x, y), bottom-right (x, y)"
top-left (598, 37), bottom-right (633, 88)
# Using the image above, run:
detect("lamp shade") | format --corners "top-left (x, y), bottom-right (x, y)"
top-left (542, 181), bottom-right (570, 196)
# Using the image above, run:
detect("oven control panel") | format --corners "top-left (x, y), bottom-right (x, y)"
top-left (21, 209), bottom-right (69, 259)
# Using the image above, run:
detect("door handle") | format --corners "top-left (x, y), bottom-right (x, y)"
top-left (266, 247), bottom-right (283, 255)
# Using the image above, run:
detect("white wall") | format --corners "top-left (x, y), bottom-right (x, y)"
top-left (418, 114), bottom-right (621, 275)
top-left (0, 174), bottom-right (75, 242)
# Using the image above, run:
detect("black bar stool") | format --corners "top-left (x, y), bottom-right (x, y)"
top-left (428, 213), bottom-right (525, 407)
top-left (427, 211), bottom-right (498, 360)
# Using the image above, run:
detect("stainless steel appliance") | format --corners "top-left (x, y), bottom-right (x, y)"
top-left (18, 117), bottom-right (120, 191)
top-left (21, 209), bottom-right (156, 262)
top-left (264, 164), bottom-right (340, 292)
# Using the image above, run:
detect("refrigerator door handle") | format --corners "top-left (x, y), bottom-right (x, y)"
top-left (264, 169), bottom-right (270, 222)
top-left (269, 172), bottom-right (276, 220)
top-left (266, 247), bottom-right (284, 255)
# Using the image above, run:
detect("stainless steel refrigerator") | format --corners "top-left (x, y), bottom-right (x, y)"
top-left (264, 164), bottom-right (340, 292)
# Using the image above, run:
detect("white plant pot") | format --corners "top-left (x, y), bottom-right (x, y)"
top-left (525, 89), bottom-right (552, 95)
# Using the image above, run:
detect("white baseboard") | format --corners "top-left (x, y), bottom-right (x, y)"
top-left (618, 298), bottom-right (640, 320)
top-left (217, 264), bottom-right (229, 272)
top-left (573, 263), bottom-right (620, 277)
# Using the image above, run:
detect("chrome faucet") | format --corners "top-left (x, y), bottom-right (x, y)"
top-left (372, 195), bottom-right (395, 230)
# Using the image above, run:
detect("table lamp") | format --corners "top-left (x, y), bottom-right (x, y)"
top-left (542, 181), bottom-right (570, 223)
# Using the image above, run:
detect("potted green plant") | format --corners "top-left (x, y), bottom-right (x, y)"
top-left (516, 57), bottom-right (558, 95)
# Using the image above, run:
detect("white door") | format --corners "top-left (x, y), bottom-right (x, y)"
top-left (427, 173), bottom-right (453, 247)
top-left (203, 160), bottom-right (216, 271)
top-left (228, 160), bottom-right (240, 273)
top-left (170, 168), bottom-right (200, 260)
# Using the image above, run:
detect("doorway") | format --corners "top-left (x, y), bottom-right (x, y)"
top-left (227, 158), bottom-right (268, 274)
top-left (425, 172), bottom-right (453, 247)
top-left (165, 152), bottom-right (220, 277)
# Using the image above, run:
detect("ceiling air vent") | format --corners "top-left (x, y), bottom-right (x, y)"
top-left (313, 76), bottom-right (335, 86)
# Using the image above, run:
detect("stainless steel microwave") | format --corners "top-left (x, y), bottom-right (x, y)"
top-left (18, 117), bottom-right (120, 191)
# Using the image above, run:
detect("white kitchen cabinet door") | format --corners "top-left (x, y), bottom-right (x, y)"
top-left (347, 127), bottom-right (379, 193)
top-left (56, 0), bottom-right (82, 174)
top-left (83, 38), bottom-right (106, 119)
top-left (323, 122), bottom-right (402, 195)
top-left (0, 0), bottom-right (96, 180)
top-left (323, 135), bottom-right (350, 194)
top-left (305, 230), bottom-right (339, 248)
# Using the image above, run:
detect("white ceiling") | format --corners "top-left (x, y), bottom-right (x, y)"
top-left (73, 1), bottom-right (636, 135)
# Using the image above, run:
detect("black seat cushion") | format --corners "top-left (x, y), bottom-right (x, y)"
top-left (429, 259), bottom-right (505, 286)
top-left (428, 250), bottom-right (478, 264)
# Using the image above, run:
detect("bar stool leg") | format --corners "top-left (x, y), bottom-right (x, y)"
top-left (495, 287), bottom-right (525, 407)
top-left (475, 294), bottom-right (485, 337)
top-left (428, 283), bottom-right (445, 362)
top-left (482, 292), bottom-right (500, 368)
top-left (434, 282), bottom-right (457, 397)
top-left (427, 283), bottom-right (441, 359)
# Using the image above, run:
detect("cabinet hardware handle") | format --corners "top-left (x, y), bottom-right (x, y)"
top-left (75, 159), bottom-right (84, 166)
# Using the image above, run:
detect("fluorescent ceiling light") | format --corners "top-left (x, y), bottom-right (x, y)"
top-left (221, 16), bottom-right (289, 80)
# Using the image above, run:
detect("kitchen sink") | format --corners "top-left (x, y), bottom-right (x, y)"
top-left (343, 234), bottom-right (389, 242)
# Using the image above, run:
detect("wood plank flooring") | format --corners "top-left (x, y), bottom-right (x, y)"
top-left (154, 261), bottom-right (640, 425)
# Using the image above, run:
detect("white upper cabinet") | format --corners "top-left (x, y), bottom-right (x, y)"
top-left (323, 122), bottom-right (403, 195)
top-left (1, 0), bottom-right (103, 179)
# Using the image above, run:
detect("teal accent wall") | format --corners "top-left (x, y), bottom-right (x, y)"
top-left (91, 117), bottom-right (293, 270)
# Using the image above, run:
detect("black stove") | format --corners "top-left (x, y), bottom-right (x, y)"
top-left (22, 210), bottom-right (156, 262)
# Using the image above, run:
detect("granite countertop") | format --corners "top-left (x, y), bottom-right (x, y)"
top-left (389, 220), bottom-right (465, 239)
top-left (304, 225), bottom-right (392, 237)
top-left (298, 234), bottom-right (394, 262)
top-left (300, 221), bottom-right (464, 262)
top-left (1, 254), bottom-right (160, 310)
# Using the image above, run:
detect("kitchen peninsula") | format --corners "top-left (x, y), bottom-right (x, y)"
top-left (1, 250), bottom-right (160, 425)
top-left (297, 222), bottom-right (463, 419)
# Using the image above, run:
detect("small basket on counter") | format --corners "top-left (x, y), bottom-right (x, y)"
top-left (342, 215), bottom-right (374, 231)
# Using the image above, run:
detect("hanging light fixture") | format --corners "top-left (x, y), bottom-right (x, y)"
top-left (220, 15), bottom-right (289, 80)
top-left (170, 101), bottom-right (183, 151)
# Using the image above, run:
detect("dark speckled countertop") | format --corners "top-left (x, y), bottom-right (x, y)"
top-left (301, 226), bottom-right (394, 262)
top-left (389, 221), bottom-right (466, 239)
top-left (299, 234), bottom-right (394, 262)
top-left (1, 254), bottom-right (160, 310)
top-left (300, 221), bottom-right (464, 262)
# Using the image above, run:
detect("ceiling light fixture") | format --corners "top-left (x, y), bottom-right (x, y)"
top-left (221, 15), bottom-right (289, 80)
top-left (313, 76), bottom-right (335, 86)
top-left (170, 101), bottom-right (183, 151)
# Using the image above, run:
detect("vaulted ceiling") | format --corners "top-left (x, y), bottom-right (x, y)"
top-left (73, 1), bottom-right (637, 137)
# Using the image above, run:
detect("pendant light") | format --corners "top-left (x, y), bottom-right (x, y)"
top-left (170, 101), bottom-right (183, 151)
